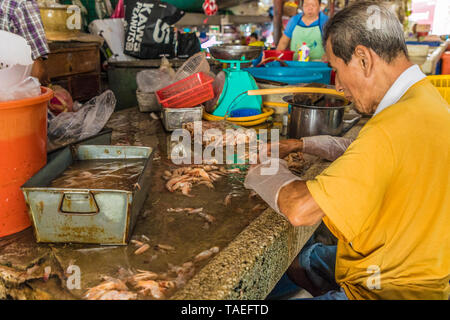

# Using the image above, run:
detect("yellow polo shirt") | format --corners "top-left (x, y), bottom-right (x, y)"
top-left (307, 78), bottom-right (450, 300)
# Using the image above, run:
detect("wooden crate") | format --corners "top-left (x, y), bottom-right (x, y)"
top-left (46, 41), bottom-right (102, 101)
top-left (52, 72), bottom-right (101, 102)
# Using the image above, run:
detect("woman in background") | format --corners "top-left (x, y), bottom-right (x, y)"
top-left (276, 0), bottom-right (328, 61)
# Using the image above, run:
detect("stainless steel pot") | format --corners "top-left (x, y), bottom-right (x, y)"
top-left (283, 95), bottom-right (361, 138)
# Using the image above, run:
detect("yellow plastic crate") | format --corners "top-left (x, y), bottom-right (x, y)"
top-left (427, 75), bottom-right (450, 104)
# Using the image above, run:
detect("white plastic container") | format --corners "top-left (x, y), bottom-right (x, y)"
top-left (407, 44), bottom-right (430, 57)
top-left (298, 42), bottom-right (310, 62)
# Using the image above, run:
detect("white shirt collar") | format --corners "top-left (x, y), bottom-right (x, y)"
top-left (373, 65), bottom-right (426, 117)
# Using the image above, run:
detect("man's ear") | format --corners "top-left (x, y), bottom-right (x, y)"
top-left (354, 45), bottom-right (373, 77)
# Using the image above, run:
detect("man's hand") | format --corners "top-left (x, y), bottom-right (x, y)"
top-left (277, 180), bottom-right (325, 227)
top-left (244, 158), bottom-right (325, 227)
top-left (244, 158), bottom-right (302, 215)
top-left (259, 139), bottom-right (303, 162)
top-left (31, 58), bottom-right (50, 86)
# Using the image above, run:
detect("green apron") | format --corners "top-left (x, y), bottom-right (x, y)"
top-left (290, 18), bottom-right (325, 61)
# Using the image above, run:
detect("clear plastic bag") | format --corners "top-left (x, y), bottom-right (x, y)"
top-left (0, 77), bottom-right (41, 102)
top-left (48, 90), bottom-right (116, 149)
top-left (159, 56), bottom-right (176, 78)
top-left (136, 69), bottom-right (174, 93)
top-left (136, 57), bottom-right (176, 93)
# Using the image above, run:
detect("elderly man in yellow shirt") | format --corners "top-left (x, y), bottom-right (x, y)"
top-left (245, 1), bottom-right (449, 300)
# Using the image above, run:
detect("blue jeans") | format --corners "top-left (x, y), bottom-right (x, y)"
top-left (267, 236), bottom-right (348, 300)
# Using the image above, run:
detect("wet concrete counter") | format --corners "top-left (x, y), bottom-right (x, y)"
top-left (0, 108), bottom-right (365, 300)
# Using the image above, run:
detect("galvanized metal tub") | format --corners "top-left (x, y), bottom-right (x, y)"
top-left (47, 128), bottom-right (113, 161)
top-left (21, 145), bottom-right (153, 245)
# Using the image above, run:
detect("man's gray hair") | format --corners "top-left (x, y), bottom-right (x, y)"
top-left (301, 0), bottom-right (322, 5)
top-left (323, 1), bottom-right (407, 64)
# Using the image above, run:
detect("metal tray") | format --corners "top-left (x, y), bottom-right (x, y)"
top-left (47, 128), bottom-right (113, 162)
top-left (21, 145), bottom-right (154, 245)
top-left (161, 106), bottom-right (203, 131)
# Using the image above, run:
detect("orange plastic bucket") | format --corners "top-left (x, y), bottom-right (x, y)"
top-left (0, 87), bottom-right (53, 237)
top-left (441, 52), bottom-right (450, 75)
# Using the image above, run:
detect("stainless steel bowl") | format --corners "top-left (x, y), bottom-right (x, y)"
top-left (283, 95), bottom-right (361, 138)
top-left (209, 45), bottom-right (263, 61)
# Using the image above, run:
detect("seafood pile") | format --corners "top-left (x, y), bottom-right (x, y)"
top-left (182, 121), bottom-right (257, 147)
top-left (83, 246), bottom-right (220, 300)
top-left (84, 277), bottom-right (137, 300)
top-left (284, 152), bottom-right (306, 174)
top-left (50, 159), bottom-right (145, 191)
top-left (173, 121), bottom-right (264, 165)
top-left (163, 165), bottom-right (242, 197)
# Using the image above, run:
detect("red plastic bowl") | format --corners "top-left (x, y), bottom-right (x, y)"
top-left (264, 50), bottom-right (295, 61)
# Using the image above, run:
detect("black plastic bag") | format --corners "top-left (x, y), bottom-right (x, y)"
top-left (177, 32), bottom-right (201, 59)
top-left (124, 0), bottom-right (185, 59)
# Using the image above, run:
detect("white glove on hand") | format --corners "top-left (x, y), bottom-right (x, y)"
top-left (302, 135), bottom-right (354, 161)
top-left (244, 158), bottom-right (302, 216)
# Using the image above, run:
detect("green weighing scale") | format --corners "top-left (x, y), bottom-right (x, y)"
top-left (208, 45), bottom-right (263, 118)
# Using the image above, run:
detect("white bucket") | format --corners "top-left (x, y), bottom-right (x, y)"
top-left (0, 30), bottom-right (34, 88)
